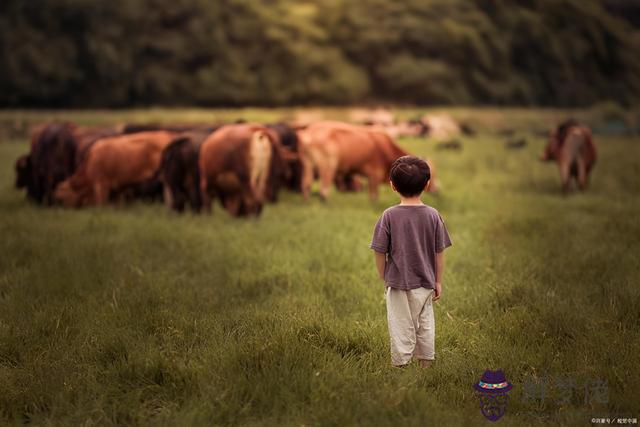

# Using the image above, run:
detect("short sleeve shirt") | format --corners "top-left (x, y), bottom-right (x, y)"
top-left (370, 204), bottom-right (452, 290)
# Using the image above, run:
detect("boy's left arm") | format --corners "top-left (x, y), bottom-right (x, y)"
top-left (374, 251), bottom-right (386, 281)
top-left (434, 251), bottom-right (444, 301)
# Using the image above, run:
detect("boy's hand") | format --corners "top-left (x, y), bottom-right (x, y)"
top-left (433, 282), bottom-right (442, 301)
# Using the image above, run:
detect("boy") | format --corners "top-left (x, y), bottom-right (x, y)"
top-left (370, 155), bottom-right (452, 368)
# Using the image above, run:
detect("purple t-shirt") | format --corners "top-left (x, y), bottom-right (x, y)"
top-left (370, 204), bottom-right (452, 290)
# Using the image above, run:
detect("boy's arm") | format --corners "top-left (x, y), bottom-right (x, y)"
top-left (434, 251), bottom-right (444, 301)
top-left (374, 251), bottom-right (386, 281)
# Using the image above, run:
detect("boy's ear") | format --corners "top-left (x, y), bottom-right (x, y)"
top-left (424, 179), bottom-right (431, 192)
top-left (389, 179), bottom-right (397, 193)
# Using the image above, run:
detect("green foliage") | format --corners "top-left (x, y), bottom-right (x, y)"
top-left (0, 0), bottom-right (639, 106)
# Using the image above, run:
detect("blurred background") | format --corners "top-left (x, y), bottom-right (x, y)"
top-left (1, 0), bottom-right (640, 108)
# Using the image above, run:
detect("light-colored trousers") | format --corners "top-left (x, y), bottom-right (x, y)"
top-left (385, 286), bottom-right (435, 366)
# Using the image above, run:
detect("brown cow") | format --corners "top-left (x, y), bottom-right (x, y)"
top-left (53, 131), bottom-right (176, 207)
top-left (540, 120), bottom-right (597, 193)
top-left (298, 121), bottom-right (437, 200)
top-left (199, 124), bottom-right (281, 217)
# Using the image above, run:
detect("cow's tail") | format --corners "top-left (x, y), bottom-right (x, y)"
top-left (248, 130), bottom-right (273, 203)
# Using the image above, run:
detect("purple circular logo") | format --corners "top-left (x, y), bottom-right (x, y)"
top-left (474, 369), bottom-right (513, 421)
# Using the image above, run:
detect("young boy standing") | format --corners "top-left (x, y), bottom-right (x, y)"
top-left (370, 155), bottom-right (452, 368)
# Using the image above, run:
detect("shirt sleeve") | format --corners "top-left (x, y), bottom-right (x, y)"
top-left (369, 212), bottom-right (390, 253)
top-left (435, 214), bottom-right (452, 253)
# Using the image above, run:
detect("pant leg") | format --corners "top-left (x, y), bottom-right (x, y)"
top-left (385, 287), bottom-right (416, 366)
top-left (409, 287), bottom-right (436, 361)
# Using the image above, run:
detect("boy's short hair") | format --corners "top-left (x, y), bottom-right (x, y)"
top-left (390, 156), bottom-right (431, 197)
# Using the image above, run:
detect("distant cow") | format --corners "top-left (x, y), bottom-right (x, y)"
top-left (53, 131), bottom-right (176, 207)
top-left (160, 131), bottom-right (211, 213)
top-left (298, 121), bottom-right (435, 200)
top-left (199, 124), bottom-right (281, 217)
top-left (540, 120), bottom-right (597, 193)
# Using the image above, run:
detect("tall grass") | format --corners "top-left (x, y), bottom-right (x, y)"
top-left (0, 111), bottom-right (638, 426)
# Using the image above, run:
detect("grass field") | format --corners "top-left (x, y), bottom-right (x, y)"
top-left (0, 109), bottom-right (639, 426)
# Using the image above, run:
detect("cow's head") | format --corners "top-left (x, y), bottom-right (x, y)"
top-left (540, 130), bottom-right (560, 161)
top-left (53, 179), bottom-right (84, 207)
top-left (15, 155), bottom-right (31, 188)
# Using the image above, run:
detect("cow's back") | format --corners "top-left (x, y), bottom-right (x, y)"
top-left (85, 131), bottom-right (175, 185)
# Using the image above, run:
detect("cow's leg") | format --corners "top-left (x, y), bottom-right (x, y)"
top-left (163, 185), bottom-right (175, 210)
top-left (577, 156), bottom-right (588, 191)
top-left (366, 167), bottom-right (384, 201)
top-left (94, 182), bottom-right (109, 206)
top-left (318, 160), bottom-right (337, 201)
top-left (200, 176), bottom-right (212, 214)
top-left (300, 155), bottom-right (314, 200)
top-left (187, 177), bottom-right (201, 213)
top-left (558, 160), bottom-right (571, 195)
top-left (174, 190), bottom-right (187, 212)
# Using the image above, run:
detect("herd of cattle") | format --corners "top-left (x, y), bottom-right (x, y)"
top-left (13, 118), bottom-right (596, 217)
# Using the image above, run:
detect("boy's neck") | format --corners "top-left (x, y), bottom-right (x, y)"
top-left (399, 195), bottom-right (424, 206)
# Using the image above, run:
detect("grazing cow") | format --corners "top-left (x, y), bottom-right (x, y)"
top-left (53, 131), bottom-right (176, 207)
top-left (160, 131), bottom-right (211, 213)
top-left (28, 122), bottom-right (78, 205)
top-left (540, 120), bottom-right (597, 193)
top-left (199, 124), bottom-right (281, 217)
top-left (436, 139), bottom-right (463, 151)
top-left (298, 121), bottom-right (436, 200)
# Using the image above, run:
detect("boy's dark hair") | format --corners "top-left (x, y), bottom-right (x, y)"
top-left (390, 155), bottom-right (431, 197)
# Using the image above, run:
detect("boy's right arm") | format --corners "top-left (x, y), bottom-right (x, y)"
top-left (374, 251), bottom-right (386, 281)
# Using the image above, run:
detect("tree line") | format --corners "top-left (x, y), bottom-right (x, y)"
top-left (1, 0), bottom-right (639, 107)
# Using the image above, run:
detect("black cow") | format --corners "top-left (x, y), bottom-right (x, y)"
top-left (160, 132), bottom-right (209, 212)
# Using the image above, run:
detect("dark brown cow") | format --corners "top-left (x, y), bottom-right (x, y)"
top-left (199, 124), bottom-right (281, 217)
top-left (160, 131), bottom-right (212, 213)
top-left (298, 121), bottom-right (437, 200)
top-left (540, 120), bottom-right (597, 193)
top-left (27, 122), bottom-right (79, 205)
top-left (53, 131), bottom-right (176, 207)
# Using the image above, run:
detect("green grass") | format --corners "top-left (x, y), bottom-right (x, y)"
top-left (0, 109), bottom-right (639, 426)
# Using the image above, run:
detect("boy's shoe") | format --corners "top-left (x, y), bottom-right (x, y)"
top-left (392, 362), bottom-right (410, 369)
top-left (418, 359), bottom-right (434, 369)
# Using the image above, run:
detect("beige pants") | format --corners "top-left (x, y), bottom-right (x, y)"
top-left (385, 286), bottom-right (435, 366)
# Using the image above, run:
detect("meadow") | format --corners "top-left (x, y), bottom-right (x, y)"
top-left (0, 109), bottom-right (639, 426)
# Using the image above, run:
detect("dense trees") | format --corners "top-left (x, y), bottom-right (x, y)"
top-left (1, 0), bottom-right (639, 107)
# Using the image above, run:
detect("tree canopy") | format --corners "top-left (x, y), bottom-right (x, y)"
top-left (1, 0), bottom-right (639, 107)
